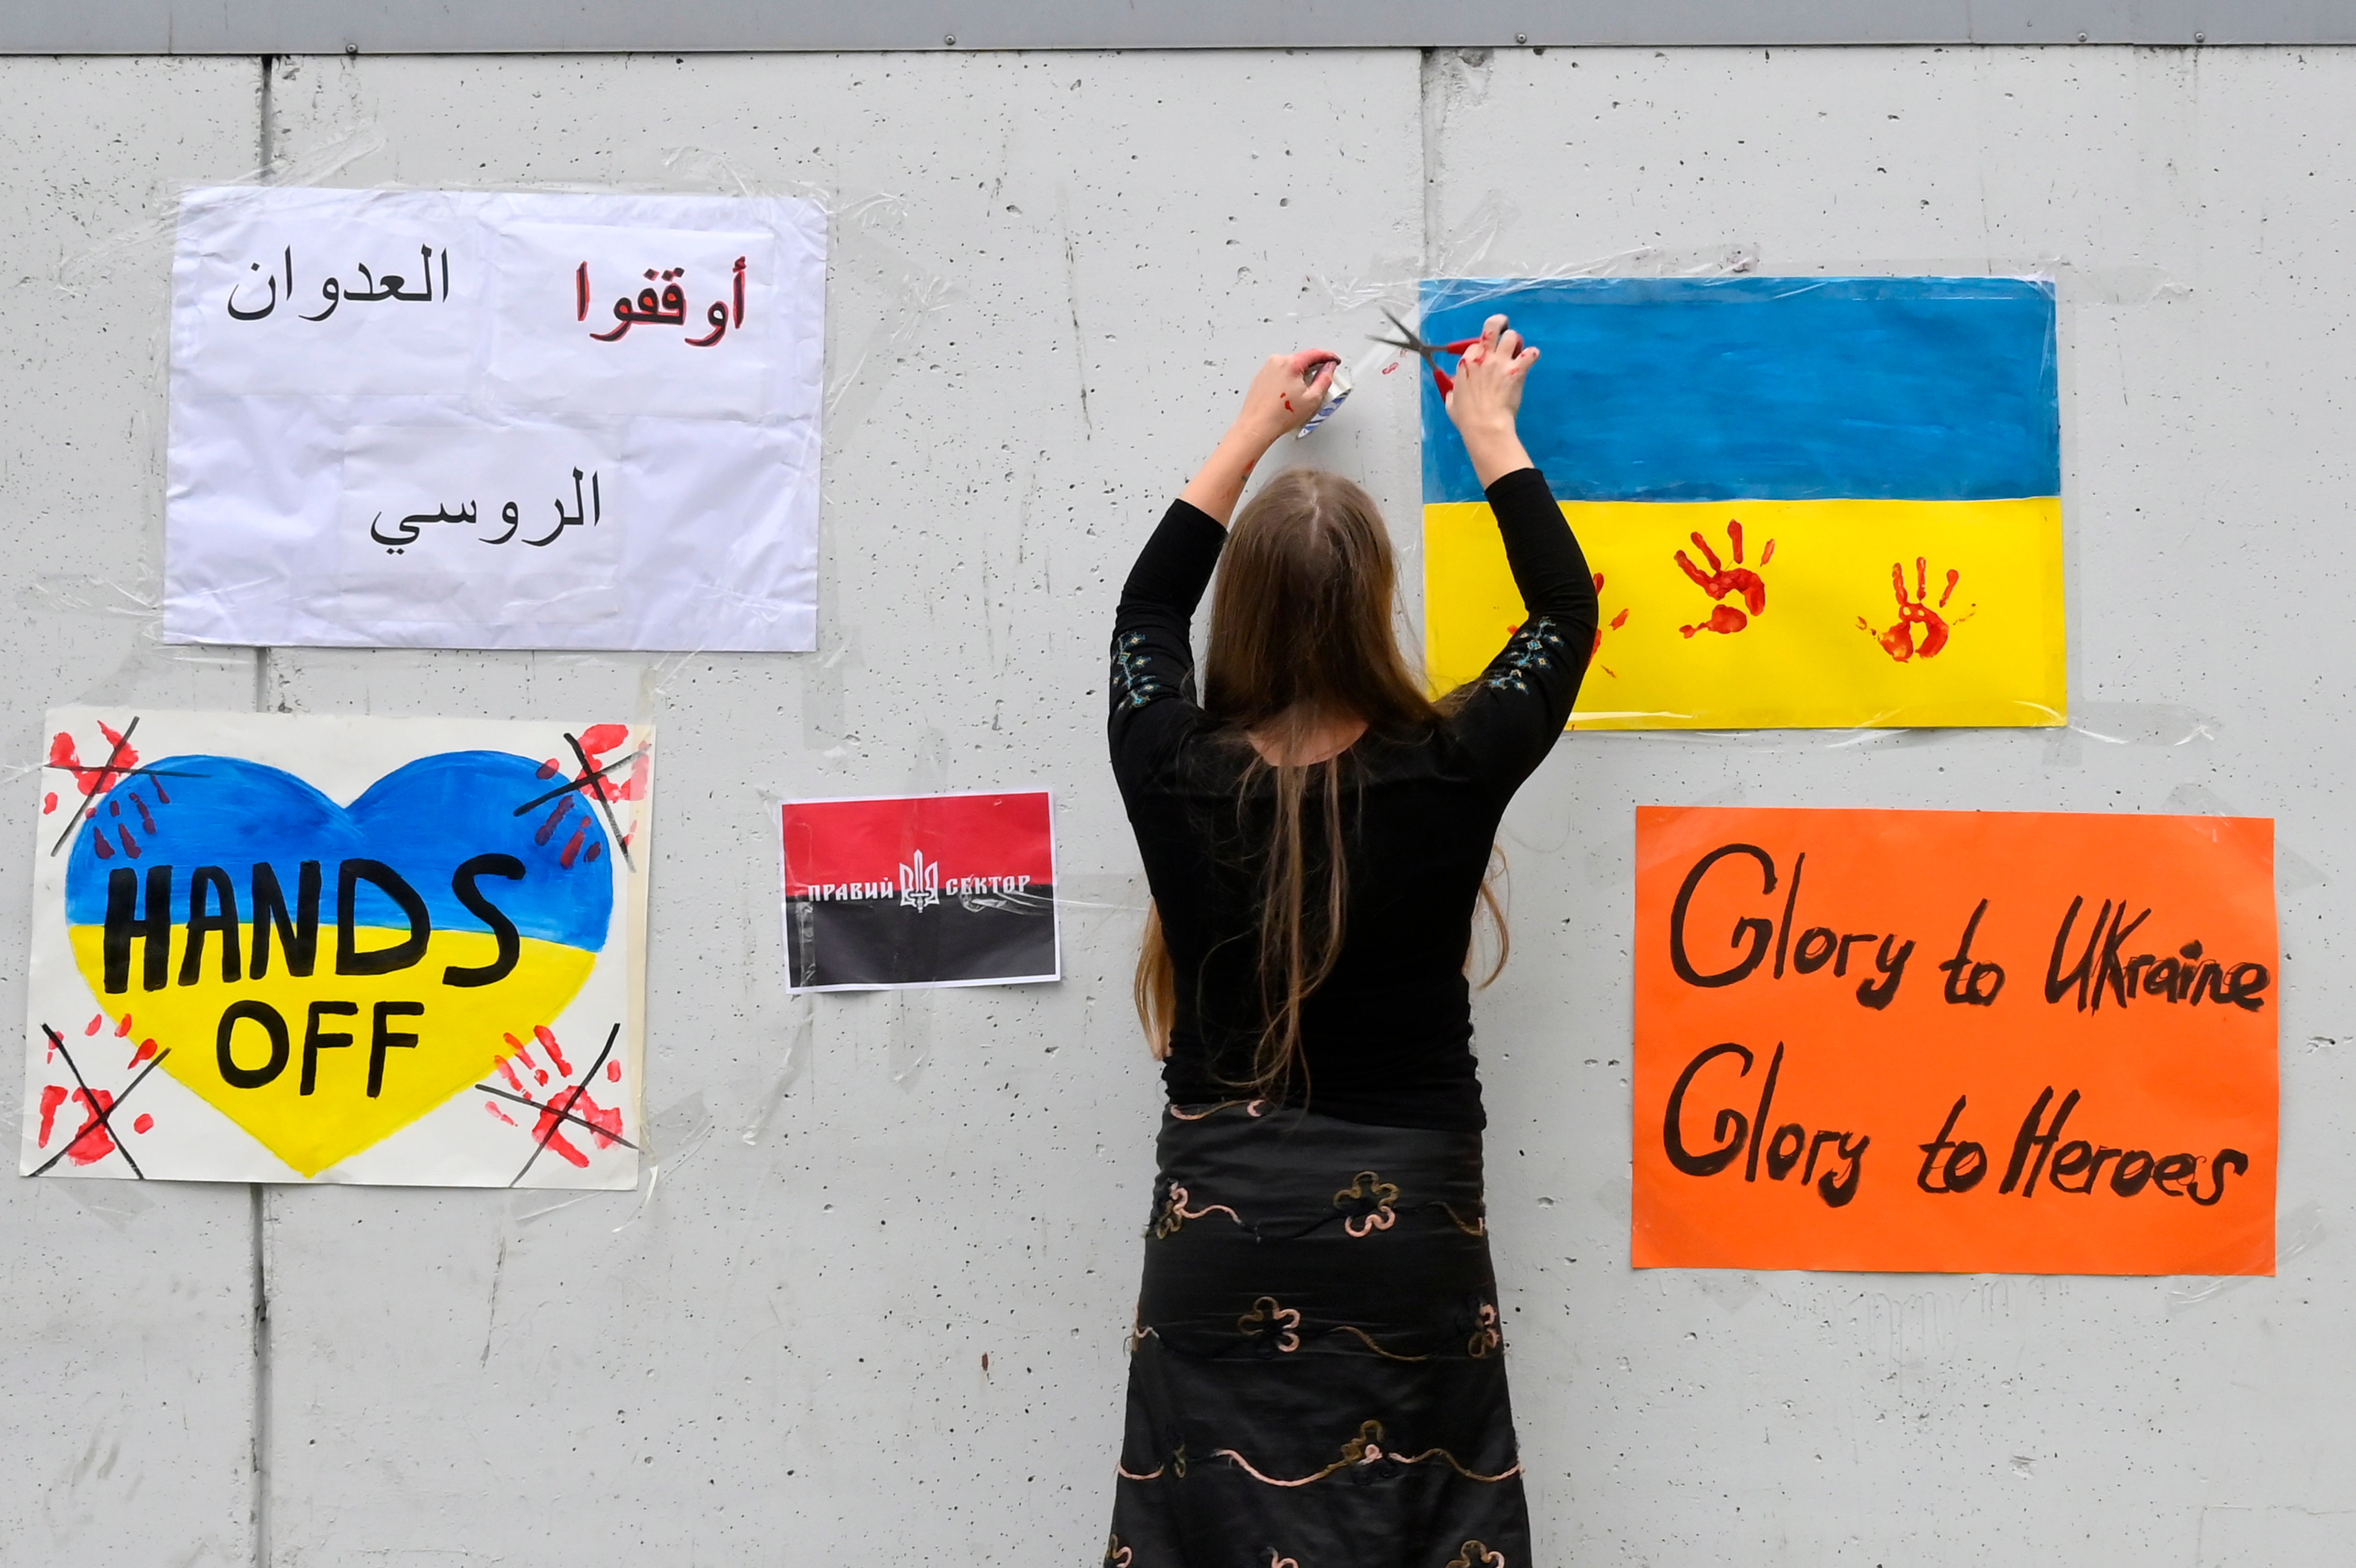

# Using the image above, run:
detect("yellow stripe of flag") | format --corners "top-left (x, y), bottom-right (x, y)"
top-left (1424, 497), bottom-right (2066, 730)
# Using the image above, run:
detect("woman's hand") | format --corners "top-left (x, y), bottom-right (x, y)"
top-left (1236, 349), bottom-right (1341, 444)
top-left (1179, 349), bottom-right (1340, 525)
top-left (1445, 314), bottom-right (1539, 488)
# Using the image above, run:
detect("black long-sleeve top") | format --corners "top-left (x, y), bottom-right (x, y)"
top-left (1107, 467), bottom-right (1597, 1130)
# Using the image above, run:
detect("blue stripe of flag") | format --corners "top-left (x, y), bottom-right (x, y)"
top-left (1419, 275), bottom-right (2059, 505)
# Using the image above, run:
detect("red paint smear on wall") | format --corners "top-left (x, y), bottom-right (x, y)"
top-left (132, 1113), bottom-right (153, 1135)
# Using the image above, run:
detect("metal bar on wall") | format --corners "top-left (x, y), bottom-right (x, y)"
top-left (6, 0), bottom-right (2353, 54)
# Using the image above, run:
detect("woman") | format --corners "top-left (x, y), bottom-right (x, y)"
top-left (1105, 316), bottom-right (1596, 1567)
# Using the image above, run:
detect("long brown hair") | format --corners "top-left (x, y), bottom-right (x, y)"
top-left (1133, 468), bottom-right (1510, 1091)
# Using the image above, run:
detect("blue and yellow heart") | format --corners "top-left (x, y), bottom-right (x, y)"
top-left (64, 752), bottom-right (613, 1177)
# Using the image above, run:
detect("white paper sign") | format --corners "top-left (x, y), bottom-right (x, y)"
top-left (165, 187), bottom-right (825, 651)
top-left (22, 708), bottom-right (653, 1187)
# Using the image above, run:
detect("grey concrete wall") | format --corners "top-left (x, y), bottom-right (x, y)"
top-left (0, 57), bottom-right (270, 1568)
top-left (2, 43), bottom-right (2351, 1568)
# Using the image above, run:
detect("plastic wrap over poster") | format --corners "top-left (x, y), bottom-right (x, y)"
top-left (164, 186), bottom-right (826, 651)
top-left (780, 791), bottom-right (1059, 992)
top-left (21, 709), bottom-right (654, 1187)
top-left (1421, 277), bottom-right (2067, 729)
top-left (1634, 807), bottom-right (2278, 1274)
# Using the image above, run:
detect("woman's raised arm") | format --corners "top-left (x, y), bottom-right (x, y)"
top-left (1109, 348), bottom-right (1339, 783)
top-left (1177, 349), bottom-right (1339, 525)
top-left (1445, 314), bottom-right (1539, 485)
top-left (1444, 314), bottom-right (1599, 787)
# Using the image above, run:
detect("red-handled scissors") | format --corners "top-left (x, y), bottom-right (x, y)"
top-left (1371, 305), bottom-right (1482, 395)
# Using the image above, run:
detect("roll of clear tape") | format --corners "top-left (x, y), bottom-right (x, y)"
top-left (1294, 359), bottom-right (1353, 438)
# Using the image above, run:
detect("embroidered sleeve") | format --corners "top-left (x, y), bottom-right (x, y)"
top-left (1480, 615), bottom-right (1576, 696)
top-left (1109, 500), bottom-right (1225, 783)
top-left (1448, 467), bottom-right (1598, 792)
top-left (1111, 628), bottom-right (1184, 712)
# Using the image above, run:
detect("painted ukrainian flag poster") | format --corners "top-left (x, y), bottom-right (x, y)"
top-left (1420, 276), bottom-right (2065, 729)
top-left (20, 708), bottom-right (652, 1187)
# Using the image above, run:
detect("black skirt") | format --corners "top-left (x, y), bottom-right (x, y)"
top-left (1109, 1100), bottom-right (1530, 1568)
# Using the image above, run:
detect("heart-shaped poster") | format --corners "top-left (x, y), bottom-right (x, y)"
top-left (26, 711), bottom-right (650, 1185)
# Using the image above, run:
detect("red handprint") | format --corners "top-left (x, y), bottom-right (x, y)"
top-left (35, 1084), bottom-right (120, 1166)
top-left (1589, 571), bottom-right (1631, 677)
top-left (1859, 557), bottom-right (1969, 662)
top-left (1675, 519), bottom-right (1774, 637)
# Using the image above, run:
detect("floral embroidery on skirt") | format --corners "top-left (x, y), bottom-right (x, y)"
top-left (1109, 1102), bottom-right (1531, 1566)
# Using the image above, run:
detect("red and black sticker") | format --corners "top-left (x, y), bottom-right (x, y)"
top-left (780, 791), bottom-right (1058, 991)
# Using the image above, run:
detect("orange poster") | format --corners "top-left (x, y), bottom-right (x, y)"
top-left (1634, 807), bottom-right (2278, 1274)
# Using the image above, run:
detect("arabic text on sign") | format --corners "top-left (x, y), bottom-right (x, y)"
top-left (369, 468), bottom-right (602, 554)
top-left (227, 247), bottom-right (451, 322)
top-left (578, 257), bottom-right (747, 346)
